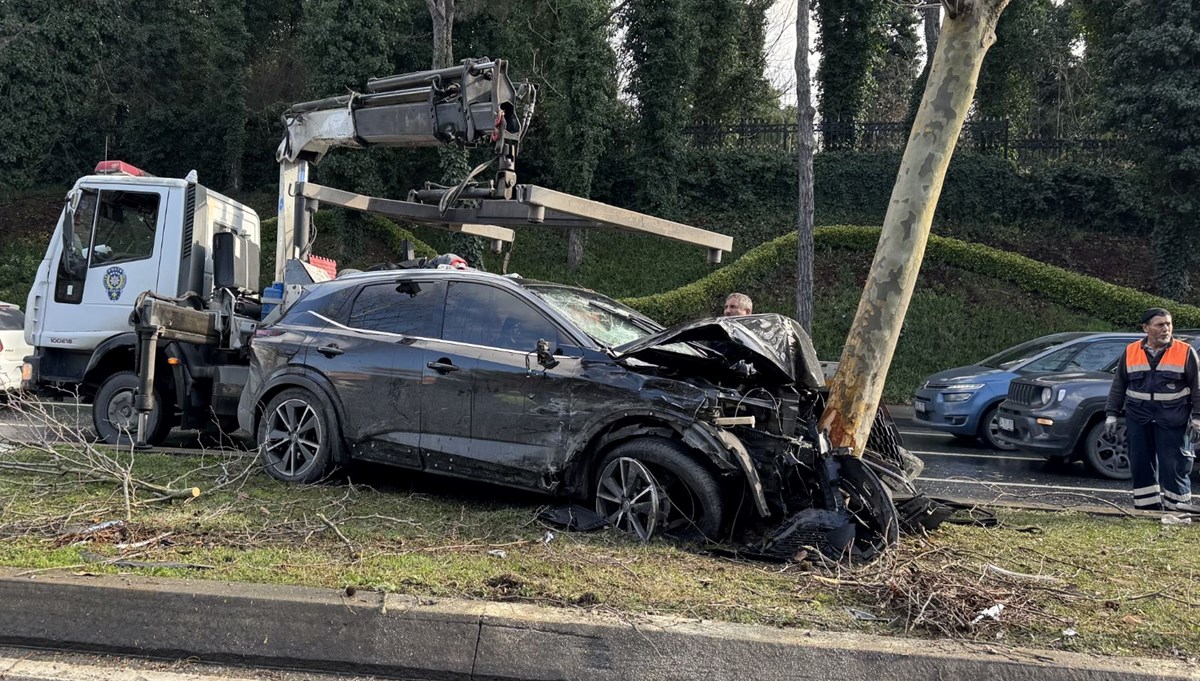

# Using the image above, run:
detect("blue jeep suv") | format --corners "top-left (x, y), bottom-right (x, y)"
top-left (912, 332), bottom-right (1142, 449)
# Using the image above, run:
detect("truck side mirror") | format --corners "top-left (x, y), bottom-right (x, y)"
top-left (60, 190), bottom-right (86, 278)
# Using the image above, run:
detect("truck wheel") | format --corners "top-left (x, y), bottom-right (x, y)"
top-left (595, 437), bottom-right (725, 542)
top-left (93, 371), bottom-right (172, 446)
top-left (1083, 419), bottom-right (1131, 480)
top-left (979, 405), bottom-right (1017, 451)
top-left (257, 388), bottom-right (336, 484)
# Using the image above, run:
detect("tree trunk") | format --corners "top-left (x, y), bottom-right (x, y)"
top-left (820, 0), bottom-right (1009, 457)
top-left (795, 0), bottom-right (815, 333)
top-left (567, 230), bottom-right (585, 270)
top-left (428, 0), bottom-right (455, 69)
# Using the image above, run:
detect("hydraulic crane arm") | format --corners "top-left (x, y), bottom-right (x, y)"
top-left (274, 57), bottom-right (732, 282)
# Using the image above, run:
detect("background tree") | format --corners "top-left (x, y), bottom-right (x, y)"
top-left (1097, 0), bottom-right (1200, 299)
top-left (795, 0), bottom-right (815, 332)
top-left (862, 2), bottom-right (921, 122)
top-left (621, 0), bottom-right (699, 215)
top-left (814, 0), bottom-right (888, 146)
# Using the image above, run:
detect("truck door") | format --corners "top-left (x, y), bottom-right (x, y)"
top-left (38, 185), bottom-right (168, 350)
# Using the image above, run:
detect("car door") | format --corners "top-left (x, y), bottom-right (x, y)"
top-left (306, 278), bottom-right (446, 469)
top-left (431, 281), bottom-right (577, 487)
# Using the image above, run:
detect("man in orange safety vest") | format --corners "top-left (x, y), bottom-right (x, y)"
top-left (1105, 308), bottom-right (1200, 512)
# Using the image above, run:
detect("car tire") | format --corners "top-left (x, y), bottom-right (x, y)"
top-left (1083, 419), bottom-right (1131, 480)
top-left (595, 437), bottom-right (725, 542)
top-left (257, 388), bottom-right (338, 484)
top-left (93, 371), bottom-right (172, 445)
top-left (979, 405), bottom-right (1018, 451)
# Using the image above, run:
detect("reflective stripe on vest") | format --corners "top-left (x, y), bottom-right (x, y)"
top-left (1126, 388), bottom-right (1192, 401)
top-left (1125, 339), bottom-right (1190, 375)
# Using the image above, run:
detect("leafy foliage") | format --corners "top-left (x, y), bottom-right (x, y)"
top-left (1093, 0), bottom-right (1200, 300)
top-left (814, 0), bottom-right (888, 143)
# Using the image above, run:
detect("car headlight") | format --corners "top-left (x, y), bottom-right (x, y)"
top-left (1040, 387), bottom-right (1053, 405)
top-left (943, 393), bottom-right (973, 402)
top-left (943, 383), bottom-right (984, 391)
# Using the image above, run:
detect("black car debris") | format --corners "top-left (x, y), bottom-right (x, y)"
top-left (237, 268), bottom-right (927, 560)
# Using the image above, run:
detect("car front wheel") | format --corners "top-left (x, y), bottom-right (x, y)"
top-left (595, 437), bottom-right (725, 542)
top-left (258, 388), bottom-right (337, 483)
top-left (1083, 419), bottom-right (1131, 480)
top-left (980, 405), bottom-right (1018, 451)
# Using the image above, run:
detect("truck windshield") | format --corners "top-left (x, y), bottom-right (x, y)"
top-left (979, 333), bottom-right (1089, 370)
top-left (528, 285), bottom-right (660, 348)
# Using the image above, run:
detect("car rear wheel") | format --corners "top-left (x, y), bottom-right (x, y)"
top-left (1083, 419), bottom-right (1131, 480)
top-left (258, 388), bottom-right (336, 484)
top-left (93, 371), bottom-right (172, 446)
top-left (979, 405), bottom-right (1017, 451)
top-left (595, 437), bottom-right (725, 542)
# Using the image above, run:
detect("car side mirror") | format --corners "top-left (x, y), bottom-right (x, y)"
top-left (536, 338), bottom-right (559, 370)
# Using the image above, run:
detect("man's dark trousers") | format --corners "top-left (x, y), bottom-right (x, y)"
top-left (1125, 419), bottom-right (1193, 509)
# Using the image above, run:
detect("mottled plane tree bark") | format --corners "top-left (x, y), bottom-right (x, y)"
top-left (820, 0), bottom-right (1010, 456)
top-left (795, 0), bottom-right (815, 333)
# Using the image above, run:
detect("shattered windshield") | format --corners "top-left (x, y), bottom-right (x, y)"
top-left (529, 285), bottom-right (660, 347)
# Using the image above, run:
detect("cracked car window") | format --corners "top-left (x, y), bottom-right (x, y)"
top-left (531, 286), bottom-right (651, 347)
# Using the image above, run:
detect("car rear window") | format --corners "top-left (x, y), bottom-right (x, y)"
top-left (0, 308), bottom-right (23, 330)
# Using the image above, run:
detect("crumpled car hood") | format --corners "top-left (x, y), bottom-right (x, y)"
top-left (613, 313), bottom-right (826, 389)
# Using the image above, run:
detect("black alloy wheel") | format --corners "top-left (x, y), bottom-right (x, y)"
top-left (595, 437), bottom-right (725, 541)
top-left (258, 388), bottom-right (336, 483)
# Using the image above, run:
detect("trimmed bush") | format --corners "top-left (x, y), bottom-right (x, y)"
top-left (626, 226), bottom-right (1200, 328)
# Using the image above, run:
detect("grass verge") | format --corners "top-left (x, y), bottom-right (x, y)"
top-left (0, 447), bottom-right (1196, 660)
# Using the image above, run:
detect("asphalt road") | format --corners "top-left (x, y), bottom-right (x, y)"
top-left (0, 399), bottom-right (1148, 510)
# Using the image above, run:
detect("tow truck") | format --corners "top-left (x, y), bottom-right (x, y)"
top-left (21, 58), bottom-right (733, 446)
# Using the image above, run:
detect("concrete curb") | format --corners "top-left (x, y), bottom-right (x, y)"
top-left (0, 569), bottom-right (1195, 680)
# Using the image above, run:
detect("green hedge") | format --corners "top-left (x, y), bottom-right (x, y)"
top-left (626, 226), bottom-right (1200, 328)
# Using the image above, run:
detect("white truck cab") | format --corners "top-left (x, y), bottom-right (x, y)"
top-left (23, 161), bottom-right (258, 442)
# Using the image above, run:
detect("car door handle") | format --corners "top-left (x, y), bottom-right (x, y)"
top-left (317, 344), bottom-right (344, 357)
top-left (427, 360), bottom-right (459, 374)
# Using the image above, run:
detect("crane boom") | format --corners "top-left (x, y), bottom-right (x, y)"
top-left (274, 57), bottom-right (732, 281)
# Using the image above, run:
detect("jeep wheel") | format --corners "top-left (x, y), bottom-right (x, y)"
top-left (595, 437), bottom-right (725, 541)
top-left (93, 371), bottom-right (172, 445)
top-left (1083, 419), bottom-right (1131, 480)
top-left (980, 405), bottom-right (1017, 451)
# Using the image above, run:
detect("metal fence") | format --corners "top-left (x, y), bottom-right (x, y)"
top-left (683, 118), bottom-right (1124, 164)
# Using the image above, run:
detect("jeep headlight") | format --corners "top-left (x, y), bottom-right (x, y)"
top-left (1040, 387), bottom-right (1053, 405)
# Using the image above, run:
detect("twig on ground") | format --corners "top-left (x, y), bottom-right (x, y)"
top-left (318, 512), bottom-right (360, 560)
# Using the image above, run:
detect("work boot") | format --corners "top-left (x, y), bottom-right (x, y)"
top-left (1164, 501), bottom-right (1200, 513)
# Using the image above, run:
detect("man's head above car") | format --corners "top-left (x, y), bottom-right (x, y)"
top-left (723, 293), bottom-right (753, 317)
top-left (1141, 307), bottom-right (1173, 349)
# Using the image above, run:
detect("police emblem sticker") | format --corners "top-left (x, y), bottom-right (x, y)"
top-left (102, 266), bottom-right (127, 301)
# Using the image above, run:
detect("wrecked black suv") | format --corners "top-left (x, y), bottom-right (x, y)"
top-left (238, 269), bottom-right (919, 558)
